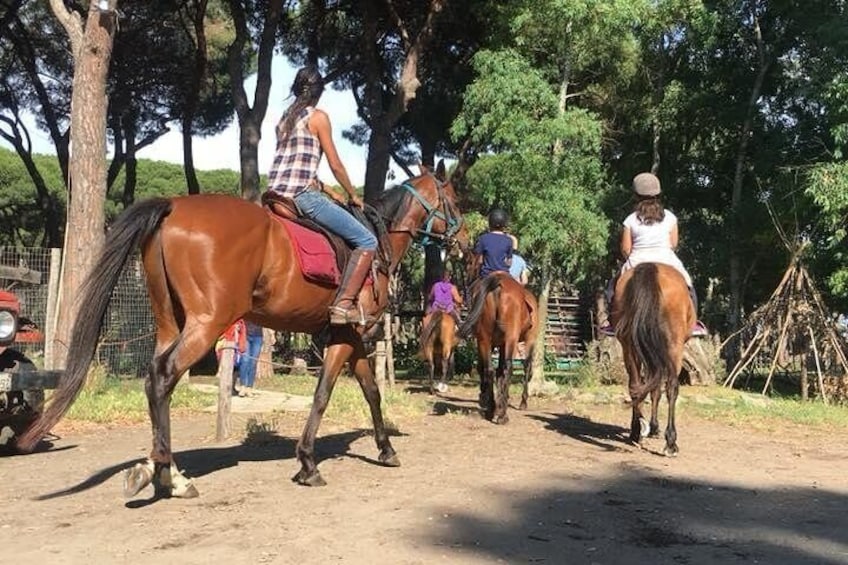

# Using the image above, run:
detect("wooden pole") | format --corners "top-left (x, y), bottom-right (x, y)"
top-left (808, 326), bottom-right (828, 405)
top-left (374, 339), bottom-right (386, 398)
top-left (216, 340), bottom-right (234, 441)
top-left (384, 312), bottom-right (395, 388)
top-left (800, 350), bottom-right (809, 401)
top-left (44, 248), bottom-right (62, 371)
top-left (762, 312), bottom-right (792, 395)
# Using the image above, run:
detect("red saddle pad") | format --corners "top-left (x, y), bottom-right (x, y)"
top-left (278, 218), bottom-right (340, 286)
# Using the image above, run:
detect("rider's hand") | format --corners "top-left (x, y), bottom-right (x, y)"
top-left (328, 190), bottom-right (346, 205)
top-left (348, 194), bottom-right (364, 208)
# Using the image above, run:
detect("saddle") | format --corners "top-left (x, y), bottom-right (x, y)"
top-left (262, 191), bottom-right (350, 286)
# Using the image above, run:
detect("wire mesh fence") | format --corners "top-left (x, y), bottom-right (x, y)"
top-left (1, 247), bottom-right (155, 376)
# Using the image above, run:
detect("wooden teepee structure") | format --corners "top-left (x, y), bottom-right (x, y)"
top-left (722, 240), bottom-right (848, 402)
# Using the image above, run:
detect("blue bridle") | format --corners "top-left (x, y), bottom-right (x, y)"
top-left (400, 177), bottom-right (463, 248)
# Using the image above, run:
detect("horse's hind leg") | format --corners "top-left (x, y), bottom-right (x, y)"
top-left (125, 323), bottom-right (222, 499)
top-left (663, 348), bottom-right (684, 456)
top-left (349, 337), bottom-right (400, 468)
top-left (648, 387), bottom-right (661, 438)
top-left (519, 342), bottom-right (533, 411)
top-left (492, 344), bottom-right (510, 425)
top-left (624, 351), bottom-right (648, 446)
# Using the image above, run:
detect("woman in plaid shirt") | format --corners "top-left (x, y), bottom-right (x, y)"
top-left (268, 66), bottom-right (377, 325)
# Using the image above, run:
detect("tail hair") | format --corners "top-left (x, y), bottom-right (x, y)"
top-left (617, 264), bottom-right (676, 397)
top-left (16, 198), bottom-right (172, 451)
top-left (459, 275), bottom-right (502, 338)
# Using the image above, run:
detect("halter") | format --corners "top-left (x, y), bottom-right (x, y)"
top-left (400, 175), bottom-right (463, 248)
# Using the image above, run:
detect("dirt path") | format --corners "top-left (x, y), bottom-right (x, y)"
top-left (1, 385), bottom-right (847, 564)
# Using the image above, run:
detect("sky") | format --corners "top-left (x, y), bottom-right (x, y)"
top-left (3, 57), bottom-right (408, 188)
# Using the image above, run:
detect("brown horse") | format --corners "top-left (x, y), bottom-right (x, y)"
top-left (459, 273), bottom-right (539, 424)
top-left (419, 310), bottom-right (459, 395)
top-left (18, 167), bottom-right (467, 497)
top-left (612, 262), bottom-right (694, 455)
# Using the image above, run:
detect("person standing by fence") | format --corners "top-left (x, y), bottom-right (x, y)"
top-left (239, 321), bottom-right (264, 396)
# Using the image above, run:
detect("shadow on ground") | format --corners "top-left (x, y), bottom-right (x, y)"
top-left (34, 429), bottom-right (386, 502)
top-left (417, 469), bottom-right (848, 564)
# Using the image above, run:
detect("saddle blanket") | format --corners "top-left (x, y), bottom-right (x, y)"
top-left (277, 218), bottom-right (340, 286)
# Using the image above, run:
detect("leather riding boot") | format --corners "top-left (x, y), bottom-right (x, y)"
top-left (329, 249), bottom-right (375, 325)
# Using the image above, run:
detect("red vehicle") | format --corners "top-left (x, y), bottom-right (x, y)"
top-left (0, 277), bottom-right (62, 448)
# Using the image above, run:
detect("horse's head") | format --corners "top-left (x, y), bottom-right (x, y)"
top-left (384, 160), bottom-right (468, 259)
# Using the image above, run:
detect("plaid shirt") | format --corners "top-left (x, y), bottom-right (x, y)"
top-left (267, 107), bottom-right (322, 197)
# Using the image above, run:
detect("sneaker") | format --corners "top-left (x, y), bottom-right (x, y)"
top-left (599, 323), bottom-right (616, 337)
top-left (691, 321), bottom-right (708, 337)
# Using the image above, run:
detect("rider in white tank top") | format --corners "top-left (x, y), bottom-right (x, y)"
top-left (621, 209), bottom-right (692, 286)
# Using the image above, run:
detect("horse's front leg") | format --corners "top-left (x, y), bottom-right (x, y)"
top-left (293, 336), bottom-right (352, 487)
top-left (349, 336), bottom-right (400, 468)
top-left (518, 341), bottom-right (532, 411)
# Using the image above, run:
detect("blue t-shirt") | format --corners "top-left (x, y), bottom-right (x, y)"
top-left (474, 232), bottom-right (513, 276)
top-left (509, 253), bottom-right (527, 281)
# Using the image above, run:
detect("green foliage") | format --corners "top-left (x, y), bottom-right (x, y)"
top-left (453, 49), bottom-right (610, 281)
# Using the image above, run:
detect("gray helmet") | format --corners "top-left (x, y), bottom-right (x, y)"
top-left (488, 208), bottom-right (509, 230)
top-left (633, 172), bottom-right (661, 196)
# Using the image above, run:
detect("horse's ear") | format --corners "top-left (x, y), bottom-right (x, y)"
top-left (435, 159), bottom-right (446, 181)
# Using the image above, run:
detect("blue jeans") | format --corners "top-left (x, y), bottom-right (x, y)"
top-left (293, 190), bottom-right (377, 250)
top-left (239, 334), bottom-right (263, 388)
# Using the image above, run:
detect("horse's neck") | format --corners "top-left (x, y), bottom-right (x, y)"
top-left (387, 232), bottom-right (414, 273)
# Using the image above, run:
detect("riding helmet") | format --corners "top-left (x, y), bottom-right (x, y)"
top-left (632, 172), bottom-right (661, 196)
top-left (488, 208), bottom-right (509, 230)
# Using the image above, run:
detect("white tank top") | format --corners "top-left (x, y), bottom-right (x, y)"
top-left (623, 209), bottom-right (677, 249)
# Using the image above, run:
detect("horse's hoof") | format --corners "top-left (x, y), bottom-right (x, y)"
top-left (123, 464), bottom-right (154, 498)
top-left (493, 414), bottom-right (509, 425)
top-left (662, 445), bottom-right (679, 457)
top-left (292, 468), bottom-right (326, 487)
top-left (630, 438), bottom-right (643, 450)
top-left (379, 451), bottom-right (401, 467)
top-left (172, 482), bottom-right (200, 499)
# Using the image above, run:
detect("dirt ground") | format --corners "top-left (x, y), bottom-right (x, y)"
top-left (1, 382), bottom-right (847, 565)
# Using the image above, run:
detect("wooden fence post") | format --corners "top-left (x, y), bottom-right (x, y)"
top-left (216, 341), bottom-right (234, 441)
top-left (44, 248), bottom-right (62, 370)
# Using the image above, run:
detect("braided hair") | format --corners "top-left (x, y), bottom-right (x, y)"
top-left (277, 65), bottom-right (325, 141)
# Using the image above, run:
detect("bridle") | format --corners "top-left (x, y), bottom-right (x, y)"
top-left (399, 173), bottom-right (464, 251)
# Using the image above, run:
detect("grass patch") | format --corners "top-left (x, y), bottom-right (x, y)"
top-left (680, 386), bottom-right (848, 430)
top-left (64, 375), bottom-right (215, 424)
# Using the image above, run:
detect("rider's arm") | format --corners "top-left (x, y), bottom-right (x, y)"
top-left (451, 285), bottom-right (463, 306)
top-left (620, 227), bottom-right (632, 259)
top-left (669, 222), bottom-right (679, 250)
top-left (309, 109), bottom-right (363, 208)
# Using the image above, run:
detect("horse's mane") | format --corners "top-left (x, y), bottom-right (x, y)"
top-left (372, 181), bottom-right (416, 228)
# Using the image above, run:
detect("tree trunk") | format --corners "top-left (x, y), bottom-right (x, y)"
top-left (529, 276), bottom-right (556, 396)
top-left (50, 1), bottom-right (117, 368)
top-left (226, 0), bottom-right (283, 203)
top-left (121, 124), bottom-right (137, 208)
top-left (728, 14), bottom-right (770, 337)
top-left (183, 120), bottom-right (200, 195)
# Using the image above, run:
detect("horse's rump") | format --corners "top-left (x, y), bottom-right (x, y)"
top-left (616, 263), bottom-right (692, 394)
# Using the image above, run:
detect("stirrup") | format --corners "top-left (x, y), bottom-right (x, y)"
top-left (329, 303), bottom-right (367, 326)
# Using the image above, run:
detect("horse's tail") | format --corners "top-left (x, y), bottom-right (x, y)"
top-left (459, 275), bottom-right (502, 338)
top-left (17, 198), bottom-right (173, 451)
top-left (618, 264), bottom-right (676, 397)
top-left (420, 311), bottom-right (443, 356)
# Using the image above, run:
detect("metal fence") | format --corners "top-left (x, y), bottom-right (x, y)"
top-left (1, 247), bottom-right (155, 376)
